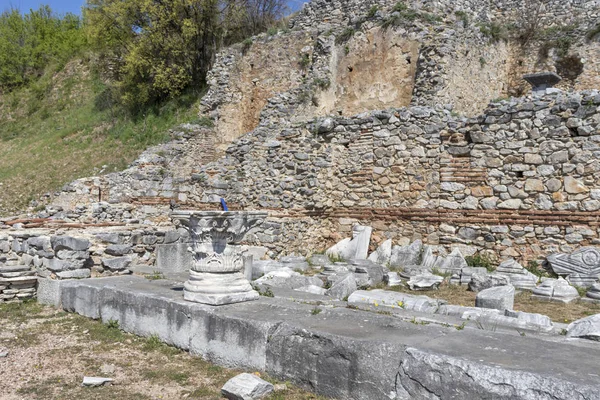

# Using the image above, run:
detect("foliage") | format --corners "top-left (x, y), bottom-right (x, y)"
top-left (242, 38), bottom-right (253, 53)
top-left (465, 253), bottom-right (495, 272)
top-left (0, 6), bottom-right (86, 89)
top-left (478, 22), bottom-right (508, 43)
top-left (575, 286), bottom-right (588, 298)
top-left (431, 267), bottom-right (452, 278)
top-left (298, 52), bottom-right (311, 69)
top-left (311, 306), bottom-right (322, 315)
top-left (313, 77), bottom-right (330, 90)
top-left (0, 61), bottom-right (201, 213)
top-left (335, 27), bottom-right (355, 45)
top-left (106, 319), bottom-right (120, 329)
top-left (381, 5), bottom-right (441, 30)
top-left (84, 0), bottom-right (285, 115)
top-left (327, 253), bottom-right (344, 263)
top-left (538, 25), bottom-right (576, 58)
top-left (192, 116), bottom-right (215, 127)
top-left (455, 11), bottom-right (469, 27)
top-left (255, 286), bottom-right (274, 297)
top-left (392, 2), bottom-right (408, 13)
top-left (367, 5), bottom-right (378, 19)
top-left (145, 271), bottom-right (165, 280)
top-left (525, 260), bottom-right (556, 279)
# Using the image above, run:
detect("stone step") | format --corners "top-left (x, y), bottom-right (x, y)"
top-left (0, 276), bottom-right (38, 285)
top-left (48, 276), bottom-right (600, 400)
top-left (0, 265), bottom-right (31, 273)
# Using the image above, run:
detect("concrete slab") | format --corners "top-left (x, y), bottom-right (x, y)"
top-left (56, 276), bottom-right (600, 399)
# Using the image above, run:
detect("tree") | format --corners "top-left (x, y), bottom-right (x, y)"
top-left (84, 0), bottom-right (286, 114)
top-left (0, 6), bottom-right (85, 89)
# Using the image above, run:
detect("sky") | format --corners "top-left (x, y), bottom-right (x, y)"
top-left (1, 0), bottom-right (308, 15)
top-left (2, 0), bottom-right (84, 15)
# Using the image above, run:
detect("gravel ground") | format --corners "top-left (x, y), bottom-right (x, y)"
top-left (0, 301), bottom-right (323, 400)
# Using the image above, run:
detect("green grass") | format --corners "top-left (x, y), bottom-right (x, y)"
top-left (335, 28), bottom-right (355, 45)
top-left (2, 302), bottom-right (326, 400)
top-left (478, 22), bottom-right (508, 43)
top-left (142, 334), bottom-right (180, 356)
top-left (0, 59), bottom-right (202, 214)
top-left (0, 298), bottom-right (44, 322)
top-left (144, 271), bottom-right (165, 280)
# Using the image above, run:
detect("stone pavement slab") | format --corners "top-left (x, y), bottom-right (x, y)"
top-left (46, 275), bottom-right (600, 400)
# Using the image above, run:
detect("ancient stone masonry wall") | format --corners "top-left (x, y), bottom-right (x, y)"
top-left (286, 0), bottom-right (600, 110)
top-left (200, 31), bottom-right (313, 153)
top-left (7, 0), bottom-right (600, 282)
top-left (0, 224), bottom-right (196, 303)
top-left (290, 0), bottom-right (599, 30)
top-left (190, 89), bottom-right (600, 262)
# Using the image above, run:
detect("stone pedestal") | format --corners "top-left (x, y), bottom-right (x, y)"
top-left (171, 211), bottom-right (267, 306)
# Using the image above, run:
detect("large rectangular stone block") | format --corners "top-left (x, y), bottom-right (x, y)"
top-left (155, 243), bottom-right (192, 272)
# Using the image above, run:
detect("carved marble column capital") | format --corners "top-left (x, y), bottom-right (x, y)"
top-left (171, 210), bottom-right (268, 305)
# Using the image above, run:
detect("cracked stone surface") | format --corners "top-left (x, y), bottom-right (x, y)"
top-left (52, 276), bottom-right (600, 400)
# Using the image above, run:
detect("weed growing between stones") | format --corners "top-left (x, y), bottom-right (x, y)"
top-left (367, 6), bottom-right (378, 19)
top-left (575, 286), bottom-right (588, 298)
top-left (381, 2), bottom-right (441, 30)
top-left (478, 22), bottom-right (508, 43)
top-left (525, 260), bottom-right (556, 279)
top-left (313, 77), bottom-right (330, 90)
top-left (431, 268), bottom-right (452, 278)
top-left (190, 115), bottom-right (214, 128)
top-left (298, 52), bottom-right (311, 69)
top-left (255, 286), bottom-right (275, 297)
top-left (144, 271), bottom-right (165, 280)
top-left (106, 319), bottom-right (120, 330)
top-left (327, 253), bottom-right (344, 264)
top-left (335, 27), bottom-right (355, 45)
top-left (465, 254), bottom-right (495, 272)
top-left (409, 316), bottom-right (429, 325)
top-left (455, 11), bottom-right (469, 27)
top-left (311, 306), bottom-right (322, 315)
top-left (242, 38), bottom-right (253, 54)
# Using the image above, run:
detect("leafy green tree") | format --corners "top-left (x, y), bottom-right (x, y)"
top-left (84, 0), bottom-right (285, 114)
top-left (85, 0), bottom-right (222, 114)
top-left (0, 6), bottom-right (86, 89)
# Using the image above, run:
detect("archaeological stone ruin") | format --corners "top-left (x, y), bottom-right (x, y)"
top-left (3, 0), bottom-right (600, 398)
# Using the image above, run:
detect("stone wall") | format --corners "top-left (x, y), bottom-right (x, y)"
top-left (291, 0), bottom-right (599, 31)
top-left (199, 0), bottom-right (599, 140)
top-left (0, 224), bottom-right (194, 303)
top-left (188, 89), bottom-right (600, 263)
top-left (7, 0), bottom-right (600, 287)
top-left (200, 31), bottom-right (314, 153)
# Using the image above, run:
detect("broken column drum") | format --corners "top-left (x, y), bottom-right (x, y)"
top-left (171, 210), bottom-right (267, 305)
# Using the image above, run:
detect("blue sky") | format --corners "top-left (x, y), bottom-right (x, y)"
top-left (2, 0), bottom-right (84, 15)
top-left (1, 0), bottom-right (307, 15)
